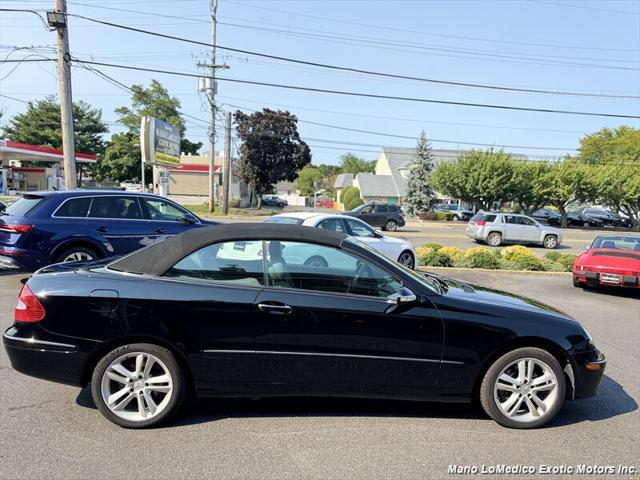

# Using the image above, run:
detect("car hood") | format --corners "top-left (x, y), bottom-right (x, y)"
top-left (378, 235), bottom-right (413, 247)
top-left (426, 273), bottom-right (573, 320)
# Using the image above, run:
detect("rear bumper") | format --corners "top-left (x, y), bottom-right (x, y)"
top-left (0, 249), bottom-right (42, 271)
top-left (3, 325), bottom-right (92, 387)
top-left (573, 271), bottom-right (640, 288)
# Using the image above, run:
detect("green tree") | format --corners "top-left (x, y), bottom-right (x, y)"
top-left (234, 109), bottom-right (311, 208)
top-left (594, 160), bottom-right (640, 230)
top-left (3, 96), bottom-right (107, 154)
top-left (577, 126), bottom-right (640, 164)
top-left (511, 161), bottom-right (551, 215)
top-left (95, 80), bottom-right (200, 182)
top-left (538, 159), bottom-right (596, 227)
top-left (403, 131), bottom-right (434, 215)
top-left (296, 165), bottom-right (324, 196)
top-left (340, 153), bottom-right (376, 174)
top-left (431, 149), bottom-right (515, 210)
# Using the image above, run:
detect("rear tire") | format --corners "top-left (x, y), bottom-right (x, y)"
top-left (56, 246), bottom-right (98, 263)
top-left (486, 232), bottom-right (502, 247)
top-left (384, 220), bottom-right (398, 232)
top-left (91, 343), bottom-right (186, 428)
top-left (480, 347), bottom-right (565, 429)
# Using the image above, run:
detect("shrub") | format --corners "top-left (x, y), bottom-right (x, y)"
top-left (435, 211), bottom-right (449, 221)
top-left (439, 246), bottom-right (463, 262)
top-left (345, 197), bottom-right (364, 211)
top-left (419, 250), bottom-right (453, 267)
top-left (498, 245), bottom-right (537, 263)
top-left (340, 186), bottom-right (356, 204)
top-left (543, 252), bottom-right (576, 271)
top-left (462, 247), bottom-right (500, 269)
top-left (423, 242), bottom-right (443, 251)
top-left (544, 251), bottom-right (562, 262)
top-left (418, 211), bottom-right (438, 221)
top-left (512, 255), bottom-right (545, 271)
top-left (542, 261), bottom-right (566, 272)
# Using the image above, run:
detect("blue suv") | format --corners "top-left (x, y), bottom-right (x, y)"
top-left (0, 190), bottom-right (218, 271)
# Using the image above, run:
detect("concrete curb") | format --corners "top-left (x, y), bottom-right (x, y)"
top-left (417, 266), bottom-right (572, 276)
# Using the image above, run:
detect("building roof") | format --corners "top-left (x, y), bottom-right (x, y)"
top-left (333, 173), bottom-right (354, 188)
top-left (275, 181), bottom-right (297, 192)
top-left (108, 223), bottom-right (348, 276)
top-left (0, 139), bottom-right (97, 164)
top-left (356, 173), bottom-right (398, 198)
top-left (166, 164), bottom-right (220, 173)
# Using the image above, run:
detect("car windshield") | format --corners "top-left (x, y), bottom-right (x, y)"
top-left (264, 216), bottom-right (304, 225)
top-left (3, 195), bottom-right (44, 216)
top-left (591, 236), bottom-right (640, 251)
top-left (348, 238), bottom-right (440, 294)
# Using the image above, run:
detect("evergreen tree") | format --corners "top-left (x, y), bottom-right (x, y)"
top-left (403, 131), bottom-right (434, 215)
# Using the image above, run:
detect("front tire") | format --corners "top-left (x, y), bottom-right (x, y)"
top-left (91, 343), bottom-right (186, 428)
top-left (384, 220), bottom-right (398, 232)
top-left (480, 347), bottom-right (565, 429)
top-left (398, 251), bottom-right (415, 269)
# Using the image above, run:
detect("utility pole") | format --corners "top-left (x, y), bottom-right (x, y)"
top-left (222, 111), bottom-right (231, 215)
top-left (197, 0), bottom-right (228, 213)
top-left (52, 0), bottom-right (76, 190)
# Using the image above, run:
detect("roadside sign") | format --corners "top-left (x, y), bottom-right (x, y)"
top-left (140, 116), bottom-right (181, 167)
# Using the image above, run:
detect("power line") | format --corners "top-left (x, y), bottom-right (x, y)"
top-left (66, 14), bottom-right (640, 98)
top-left (528, 0), bottom-right (640, 15)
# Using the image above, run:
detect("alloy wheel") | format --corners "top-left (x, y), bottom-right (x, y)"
top-left (544, 236), bottom-right (558, 249)
top-left (100, 352), bottom-right (173, 422)
top-left (386, 221), bottom-right (397, 232)
top-left (398, 252), bottom-right (414, 269)
top-left (63, 252), bottom-right (93, 262)
top-left (493, 358), bottom-right (559, 424)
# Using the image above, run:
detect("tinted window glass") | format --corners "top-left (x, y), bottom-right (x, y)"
top-left (4, 195), bottom-right (44, 217)
top-left (470, 213), bottom-right (485, 222)
top-left (88, 197), bottom-right (142, 219)
top-left (265, 216), bottom-right (304, 225)
top-left (166, 240), bottom-right (264, 286)
top-left (504, 215), bottom-right (518, 224)
top-left (344, 218), bottom-right (375, 237)
top-left (520, 217), bottom-right (536, 226)
top-left (266, 241), bottom-right (401, 298)
top-left (485, 214), bottom-right (497, 223)
top-left (54, 197), bottom-right (91, 218)
top-left (374, 205), bottom-right (388, 214)
top-left (143, 198), bottom-right (186, 222)
top-left (317, 218), bottom-right (346, 232)
top-left (360, 205), bottom-right (374, 214)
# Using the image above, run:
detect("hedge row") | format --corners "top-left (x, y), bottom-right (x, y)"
top-left (416, 244), bottom-right (576, 272)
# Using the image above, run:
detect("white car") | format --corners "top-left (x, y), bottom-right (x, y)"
top-left (265, 212), bottom-right (417, 269)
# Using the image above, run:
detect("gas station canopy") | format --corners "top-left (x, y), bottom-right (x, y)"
top-left (0, 139), bottom-right (97, 164)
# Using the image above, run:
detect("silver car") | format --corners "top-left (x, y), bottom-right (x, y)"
top-left (466, 212), bottom-right (562, 249)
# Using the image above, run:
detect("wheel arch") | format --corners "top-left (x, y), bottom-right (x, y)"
top-left (471, 336), bottom-right (574, 404)
top-left (80, 335), bottom-right (195, 396)
top-left (50, 237), bottom-right (107, 263)
top-left (398, 249), bottom-right (415, 266)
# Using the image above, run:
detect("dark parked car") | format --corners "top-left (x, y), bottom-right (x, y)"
top-left (531, 208), bottom-right (561, 226)
top-left (4, 224), bottom-right (605, 429)
top-left (566, 211), bottom-right (604, 228)
top-left (433, 204), bottom-right (474, 221)
top-left (342, 202), bottom-right (405, 231)
top-left (0, 190), bottom-right (217, 271)
top-left (580, 208), bottom-right (630, 228)
top-left (262, 195), bottom-right (287, 208)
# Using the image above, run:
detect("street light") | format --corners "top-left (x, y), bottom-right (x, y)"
top-left (46, 11), bottom-right (67, 28)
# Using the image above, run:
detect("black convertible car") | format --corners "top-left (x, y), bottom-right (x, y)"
top-left (4, 224), bottom-right (605, 429)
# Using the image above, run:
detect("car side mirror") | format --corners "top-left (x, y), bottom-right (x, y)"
top-left (387, 287), bottom-right (417, 305)
top-left (374, 229), bottom-right (384, 238)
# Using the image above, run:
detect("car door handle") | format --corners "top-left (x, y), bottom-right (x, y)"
top-left (96, 226), bottom-right (108, 233)
top-left (257, 303), bottom-right (292, 315)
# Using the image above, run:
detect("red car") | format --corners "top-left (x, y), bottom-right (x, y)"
top-left (573, 236), bottom-right (640, 289)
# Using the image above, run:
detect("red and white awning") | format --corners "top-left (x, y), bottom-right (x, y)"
top-left (0, 139), bottom-right (97, 164)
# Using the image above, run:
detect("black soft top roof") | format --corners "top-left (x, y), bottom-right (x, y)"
top-left (108, 223), bottom-right (348, 276)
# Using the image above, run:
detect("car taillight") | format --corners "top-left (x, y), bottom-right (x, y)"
top-left (15, 284), bottom-right (45, 323)
top-left (475, 220), bottom-right (486, 226)
top-left (4, 224), bottom-right (32, 234)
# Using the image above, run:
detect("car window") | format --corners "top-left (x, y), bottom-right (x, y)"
top-left (4, 195), bottom-right (44, 217)
top-left (88, 197), bottom-right (142, 219)
top-left (485, 214), bottom-right (497, 222)
top-left (504, 215), bottom-right (518, 224)
top-left (344, 218), bottom-right (376, 237)
top-left (165, 240), bottom-right (264, 286)
top-left (359, 205), bottom-right (374, 214)
top-left (54, 197), bottom-right (91, 218)
top-left (265, 216), bottom-right (304, 225)
top-left (519, 217), bottom-right (536, 226)
top-left (143, 198), bottom-right (187, 222)
top-left (266, 240), bottom-right (402, 298)
top-left (374, 205), bottom-right (388, 214)
top-left (317, 218), bottom-right (347, 232)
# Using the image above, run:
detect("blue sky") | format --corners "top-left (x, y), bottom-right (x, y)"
top-left (1, 0), bottom-right (639, 165)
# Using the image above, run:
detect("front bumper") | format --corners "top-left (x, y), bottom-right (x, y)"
top-left (3, 325), bottom-right (91, 387)
top-left (570, 348), bottom-right (606, 399)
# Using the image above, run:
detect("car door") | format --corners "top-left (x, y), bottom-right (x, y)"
top-left (252, 240), bottom-right (444, 395)
top-left (502, 215), bottom-right (523, 241)
top-left (518, 216), bottom-right (542, 242)
top-left (140, 196), bottom-right (200, 241)
top-left (342, 217), bottom-right (397, 259)
top-left (355, 204), bottom-right (377, 226)
top-left (161, 239), bottom-right (266, 390)
top-left (373, 204), bottom-right (389, 226)
top-left (86, 195), bottom-right (156, 255)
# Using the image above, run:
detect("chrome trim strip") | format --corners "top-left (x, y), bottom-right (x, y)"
top-left (202, 349), bottom-right (464, 365)
top-left (3, 331), bottom-right (78, 350)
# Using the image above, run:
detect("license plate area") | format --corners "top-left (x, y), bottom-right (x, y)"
top-left (601, 273), bottom-right (621, 284)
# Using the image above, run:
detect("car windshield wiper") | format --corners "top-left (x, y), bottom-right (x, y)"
top-left (421, 272), bottom-right (449, 293)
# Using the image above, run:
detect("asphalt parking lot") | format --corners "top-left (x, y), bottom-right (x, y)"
top-left (0, 270), bottom-right (637, 480)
